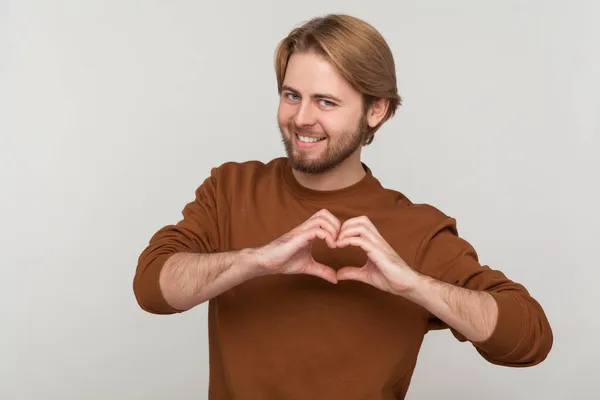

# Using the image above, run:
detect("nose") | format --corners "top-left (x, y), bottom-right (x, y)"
top-left (293, 101), bottom-right (317, 128)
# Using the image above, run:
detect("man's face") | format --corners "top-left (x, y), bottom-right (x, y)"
top-left (277, 51), bottom-right (369, 174)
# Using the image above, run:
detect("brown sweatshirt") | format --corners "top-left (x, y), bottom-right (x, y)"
top-left (133, 157), bottom-right (553, 399)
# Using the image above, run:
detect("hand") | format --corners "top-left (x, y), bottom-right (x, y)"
top-left (335, 216), bottom-right (422, 295)
top-left (254, 209), bottom-right (341, 284)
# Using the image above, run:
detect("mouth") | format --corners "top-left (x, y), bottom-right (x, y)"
top-left (294, 133), bottom-right (327, 147)
top-left (296, 133), bottom-right (326, 142)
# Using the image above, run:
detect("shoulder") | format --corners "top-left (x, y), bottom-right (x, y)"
top-left (380, 191), bottom-right (470, 268)
top-left (374, 179), bottom-right (456, 229)
top-left (207, 157), bottom-right (287, 193)
top-left (405, 202), bottom-right (457, 232)
top-left (211, 157), bottom-right (285, 179)
top-left (374, 182), bottom-right (459, 241)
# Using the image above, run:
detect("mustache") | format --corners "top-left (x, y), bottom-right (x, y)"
top-left (282, 122), bottom-right (324, 137)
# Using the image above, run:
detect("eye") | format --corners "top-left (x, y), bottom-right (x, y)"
top-left (284, 92), bottom-right (300, 101)
top-left (319, 99), bottom-right (336, 108)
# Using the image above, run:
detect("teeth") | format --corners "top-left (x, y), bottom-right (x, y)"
top-left (298, 135), bottom-right (325, 143)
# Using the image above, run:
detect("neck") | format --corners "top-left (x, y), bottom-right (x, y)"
top-left (291, 155), bottom-right (366, 191)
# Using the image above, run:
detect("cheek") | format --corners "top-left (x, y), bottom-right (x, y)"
top-left (318, 115), bottom-right (350, 137)
top-left (277, 102), bottom-right (294, 126)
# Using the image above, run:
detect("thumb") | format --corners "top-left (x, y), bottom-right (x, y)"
top-left (305, 260), bottom-right (338, 284)
top-left (337, 266), bottom-right (367, 283)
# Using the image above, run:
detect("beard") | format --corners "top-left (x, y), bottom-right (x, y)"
top-left (279, 113), bottom-right (369, 174)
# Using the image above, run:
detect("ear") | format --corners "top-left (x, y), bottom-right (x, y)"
top-left (366, 98), bottom-right (389, 128)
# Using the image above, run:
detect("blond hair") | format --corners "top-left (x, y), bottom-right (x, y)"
top-left (274, 14), bottom-right (402, 145)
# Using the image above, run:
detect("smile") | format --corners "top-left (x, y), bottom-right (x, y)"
top-left (296, 133), bottom-right (326, 143)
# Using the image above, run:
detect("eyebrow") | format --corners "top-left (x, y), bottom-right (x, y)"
top-left (281, 85), bottom-right (344, 104)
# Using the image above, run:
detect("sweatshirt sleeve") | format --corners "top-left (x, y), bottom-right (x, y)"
top-left (133, 168), bottom-right (221, 314)
top-left (414, 214), bottom-right (553, 367)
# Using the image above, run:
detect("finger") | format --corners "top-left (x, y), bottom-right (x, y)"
top-left (337, 225), bottom-right (378, 246)
top-left (300, 218), bottom-right (338, 247)
top-left (336, 235), bottom-right (406, 280)
top-left (295, 226), bottom-right (336, 249)
top-left (305, 218), bottom-right (338, 248)
top-left (336, 266), bottom-right (367, 283)
top-left (335, 235), bottom-right (376, 254)
top-left (313, 209), bottom-right (342, 237)
top-left (340, 216), bottom-right (380, 239)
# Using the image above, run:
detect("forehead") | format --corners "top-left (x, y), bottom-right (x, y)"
top-left (283, 51), bottom-right (357, 98)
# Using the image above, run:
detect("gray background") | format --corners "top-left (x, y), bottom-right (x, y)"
top-left (1, 0), bottom-right (598, 398)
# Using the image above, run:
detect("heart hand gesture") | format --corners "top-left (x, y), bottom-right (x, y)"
top-left (254, 209), bottom-right (340, 284)
top-left (335, 216), bottom-right (422, 295)
top-left (254, 210), bottom-right (421, 295)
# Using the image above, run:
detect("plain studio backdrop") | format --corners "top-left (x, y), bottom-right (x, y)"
top-left (1, 0), bottom-right (598, 399)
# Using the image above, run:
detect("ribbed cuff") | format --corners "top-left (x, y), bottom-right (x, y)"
top-left (135, 253), bottom-right (182, 314)
top-left (472, 291), bottom-right (524, 359)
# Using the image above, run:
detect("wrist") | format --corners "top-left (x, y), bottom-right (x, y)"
top-left (237, 247), bottom-right (271, 279)
top-left (400, 273), bottom-right (436, 305)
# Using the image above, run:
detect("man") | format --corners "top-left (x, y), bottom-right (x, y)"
top-left (133, 14), bottom-right (553, 399)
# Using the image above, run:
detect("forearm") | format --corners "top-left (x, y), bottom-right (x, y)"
top-left (405, 275), bottom-right (499, 342)
top-left (159, 248), bottom-right (264, 311)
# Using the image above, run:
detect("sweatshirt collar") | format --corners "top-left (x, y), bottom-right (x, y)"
top-left (281, 157), bottom-right (380, 203)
